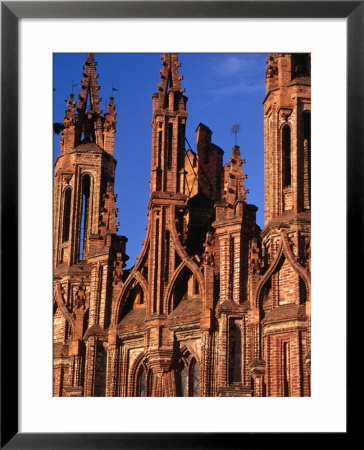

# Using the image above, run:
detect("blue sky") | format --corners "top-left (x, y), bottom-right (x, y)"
top-left (53, 53), bottom-right (268, 268)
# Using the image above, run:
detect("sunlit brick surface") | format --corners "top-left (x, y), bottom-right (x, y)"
top-left (53, 53), bottom-right (310, 397)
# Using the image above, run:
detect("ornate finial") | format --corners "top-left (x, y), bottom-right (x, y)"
top-left (104, 96), bottom-right (116, 131)
top-left (231, 123), bottom-right (241, 146)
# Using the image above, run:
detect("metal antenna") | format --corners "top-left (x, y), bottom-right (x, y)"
top-left (231, 123), bottom-right (241, 146)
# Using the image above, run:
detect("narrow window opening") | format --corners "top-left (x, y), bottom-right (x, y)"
top-left (194, 277), bottom-right (199, 295)
top-left (177, 123), bottom-right (186, 188)
top-left (191, 360), bottom-right (199, 396)
top-left (158, 131), bottom-right (162, 168)
top-left (139, 289), bottom-right (144, 305)
top-left (64, 320), bottom-right (71, 342)
top-left (153, 218), bottom-right (159, 313)
top-left (147, 370), bottom-right (153, 396)
top-left (213, 274), bottom-right (220, 308)
top-left (79, 175), bottom-right (91, 261)
top-left (62, 188), bottom-right (72, 242)
top-left (299, 277), bottom-right (307, 304)
top-left (176, 355), bottom-right (199, 397)
top-left (180, 364), bottom-right (188, 397)
top-left (283, 342), bottom-right (290, 396)
top-left (138, 367), bottom-right (146, 397)
top-left (229, 320), bottom-right (242, 383)
top-left (176, 362), bottom-right (188, 397)
top-left (282, 126), bottom-right (291, 188)
top-left (167, 123), bottom-right (173, 170)
top-left (229, 236), bottom-right (235, 298)
top-left (94, 342), bottom-right (107, 397)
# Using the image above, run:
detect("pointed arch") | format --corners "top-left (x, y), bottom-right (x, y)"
top-left (163, 261), bottom-right (203, 314)
top-left (166, 205), bottom-right (206, 303)
top-left (119, 283), bottom-right (144, 321)
top-left (163, 261), bottom-right (186, 313)
top-left (112, 271), bottom-right (148, 326)
top-left (280, 230), bottom-right (311, 296)
top-left (255, 238), bottom-right (284, 309)
top-left (137, 365), bottom-right (146, 397)
top-left (168, 204), bottom-right (190, 261)
top-left (175, 345), bottom-right (200, 397)
top-left (179, 344), bottom-right (200, 367)
top-left (111, 221), bottom-right (151, 326)
top-left (111, 227), bottom-right (150, 322)
top-left (255, 230), bottom-right (310, 309)
top-left (128, 352), bottom-right (153, 397)
top-left (133, 226), bottom-right (151, 273)
top-left (53, 282), bottom-right (75, 340)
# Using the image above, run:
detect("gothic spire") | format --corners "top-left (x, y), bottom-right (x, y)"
top-left (77, 53), bottom-right (102, 114)
top-left (155, 53), bottom-right (186, 110)
top-left (150, 53), bottom-right (188, 194)
top-left (223, 145), bottom-right (248, 209)
top-left (60, 53), bottom-right (116, 154)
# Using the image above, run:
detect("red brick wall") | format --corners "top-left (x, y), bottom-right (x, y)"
top-left (53, 53), bottom-right (310, 398)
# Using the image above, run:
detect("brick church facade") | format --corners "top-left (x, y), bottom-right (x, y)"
top-left (53, 53), bottom-right (311, 397)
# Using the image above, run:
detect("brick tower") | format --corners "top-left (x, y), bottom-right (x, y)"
top-left (259, 53), bottom-right (311, 396)
top-left (108, 54), bottom-right (215, 396)
top-left (53, 53), bottom-right (128, 396)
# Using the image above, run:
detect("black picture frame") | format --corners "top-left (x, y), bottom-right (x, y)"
top-left (1, 1), bottom-right (358, 448)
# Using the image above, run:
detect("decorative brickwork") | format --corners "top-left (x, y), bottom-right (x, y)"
top-left (53, 53), bottom-right (311, 397)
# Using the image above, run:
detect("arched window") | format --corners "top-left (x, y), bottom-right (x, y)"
top-left (229, 319), bottom-right (242, 384)
top-left (175, 361), bottom-right (188, 397)
top-left (191, 360), bottom-right (199, 397)
top-left (175, 356), bottom-right (199, 397)
top-left (137, 367), bottom-right (146, 397)
top-left (282, 125), bottom-right (291, 188)
top-left (62, 188), bottom-right (72, 242)
top-left (79, 175), bottom-right (91, 261)
top-left (147, 369), bottom-right (154, 396)
top-left (180, 364), bottom-right (188, 397)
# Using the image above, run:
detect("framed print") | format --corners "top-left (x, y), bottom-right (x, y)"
top-left (1, 1), bottom-right (359, 448)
